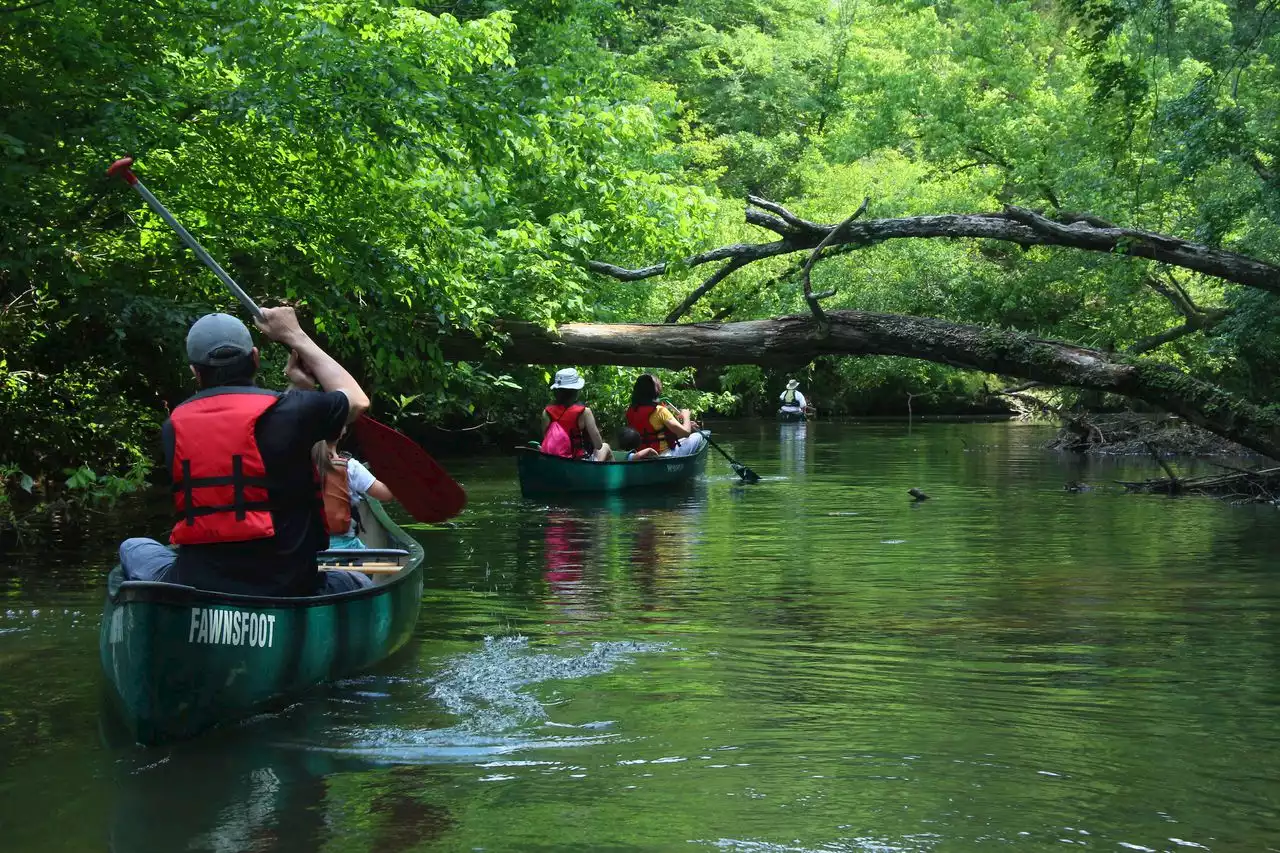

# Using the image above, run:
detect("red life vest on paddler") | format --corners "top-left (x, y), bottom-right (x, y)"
top-left (543, 404), bottom-right (587, 458)
top-left (321, 454), bottom-right (352, 535)
top-left (625, 404), bottom-right (674, 453)
top-left (168, 387), bottom-right (286, 545)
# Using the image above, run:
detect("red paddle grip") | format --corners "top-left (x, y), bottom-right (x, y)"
top-left (106, 157), bottom-right (138, 186)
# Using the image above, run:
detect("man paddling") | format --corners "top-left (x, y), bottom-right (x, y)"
top-left (119, 307), bottom-right (373, 595)
top-left (778, 378), bottom-right (809, 417)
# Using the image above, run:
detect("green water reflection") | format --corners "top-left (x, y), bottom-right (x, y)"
top-left (1, 421), bottom-right (1278, 851)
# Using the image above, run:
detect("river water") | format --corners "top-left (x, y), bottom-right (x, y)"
top-left (1, 420), bottom-right (1278, 852)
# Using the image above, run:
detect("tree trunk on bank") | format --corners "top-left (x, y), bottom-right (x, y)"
top-left (438, 311), bottom-right (1280, 460)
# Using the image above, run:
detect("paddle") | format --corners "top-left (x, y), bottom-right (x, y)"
top-left (700, 431), bottom-right (761, 483)
top-left (107, 156), bottom-right (467, 523)
top-left (657, 398), bottom-right (760, 483)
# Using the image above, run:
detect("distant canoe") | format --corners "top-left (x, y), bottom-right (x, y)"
top-left (777, 408), bottom-right (809, 421)
top-left (516, 442), bottom-right (708, 495)
top-left (98, 499), bottom-right (424, 745)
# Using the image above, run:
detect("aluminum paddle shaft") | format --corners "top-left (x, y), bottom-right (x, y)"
top-left (106, 157), bottom-right (263, 321)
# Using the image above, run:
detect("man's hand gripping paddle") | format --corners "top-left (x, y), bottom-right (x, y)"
top-left (107, 157), bottom-right (467, 523)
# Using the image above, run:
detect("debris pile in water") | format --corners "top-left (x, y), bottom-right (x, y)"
top-left (1119, 465), bottom-right (1280, 503)
top-left (1046, 412), bottom-right (1250, 457)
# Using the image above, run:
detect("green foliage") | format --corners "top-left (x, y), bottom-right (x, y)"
top-left (5, 0), bottom-right (1280, 500)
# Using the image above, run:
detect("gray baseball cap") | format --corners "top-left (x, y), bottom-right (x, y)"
top-left (186, 313), bottom-right (254, 366)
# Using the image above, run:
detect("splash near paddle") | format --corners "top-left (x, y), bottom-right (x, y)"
top-left (352, 416), bottom-right (467, 523)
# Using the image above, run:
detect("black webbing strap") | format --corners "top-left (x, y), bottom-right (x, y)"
top-left (180, 500), bottom-right (274, 519)
top-left (174, 454), bottom-right (273, 525)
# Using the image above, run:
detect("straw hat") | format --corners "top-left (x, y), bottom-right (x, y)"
top-left (785, 379), bottom-right (800, 390)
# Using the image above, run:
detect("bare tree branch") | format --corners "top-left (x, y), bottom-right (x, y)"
top-left (586, 242), bottom-right (775, 282)
top-left (800, 198), bottom-right (868, 331)
top-left (746, 196), bottom-right (825, 234)
top-left (710, 303), bottom-right (737, 322)
top-left (588, 200), bottom-right (1280, 320)
top-left (1243, 151), bottom-right (1276, 183)
top-left (665, 258), bottom-right (749, 323)
top-left (1129, 322), bottom-right (1205, 355)
top-left (1130, 271), bottom-right (1232, 353)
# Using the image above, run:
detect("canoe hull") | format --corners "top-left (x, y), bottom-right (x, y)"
top-left (777, 409), bottom-right (809, 421)
top-left (98, 500), bottom-right (424, 745)
top-left (516, 443), bottom-right (708, 495)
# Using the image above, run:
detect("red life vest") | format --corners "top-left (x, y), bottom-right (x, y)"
top-left (168, 387), bottom-right (283, 545)
top-left (625, 404), bottom-right (674, 453)
top-left (544, 404), bottom-right (588, 457)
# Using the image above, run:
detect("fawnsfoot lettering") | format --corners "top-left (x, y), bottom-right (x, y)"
top-left (188, 607), bottom-right (276, 648)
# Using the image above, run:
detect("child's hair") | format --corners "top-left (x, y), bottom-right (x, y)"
top-left (312, 440), bottom-right (337, 475)
top-left (312, 425), bottom-right (350, 474)
top-left (552, 387), bottom-right (580, 406)
top-left (616, 425), bottom-right (642, 451)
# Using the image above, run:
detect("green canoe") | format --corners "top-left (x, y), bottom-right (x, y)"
top-left (516, 441), bottom-right (708, 495)
top-left (777, 408), bottom-right (809, 421)
top-left (98, 499), bottom-right (425, 746)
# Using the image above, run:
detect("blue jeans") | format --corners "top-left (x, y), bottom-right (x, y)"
top-left (117, 538), bottom-right (372, 593)
top-left (119, 538), bottom-right (176, 582)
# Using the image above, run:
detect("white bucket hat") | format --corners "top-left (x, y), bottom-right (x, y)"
top-left (786, 378), bottom-right (800, 390)
top-left (550, 367), bottom-right (585, 390)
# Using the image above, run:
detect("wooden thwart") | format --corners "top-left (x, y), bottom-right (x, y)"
top-left (323, 562), bottom-right (403, 574)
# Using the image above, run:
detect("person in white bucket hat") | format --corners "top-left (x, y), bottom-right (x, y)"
top-left (540, 368), bottom-right (611, 461)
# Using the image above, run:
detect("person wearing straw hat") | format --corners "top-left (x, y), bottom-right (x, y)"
top-left (540, 368), bottom-right (611, 461)
top-left (778, 379), bottom-right (808, 417)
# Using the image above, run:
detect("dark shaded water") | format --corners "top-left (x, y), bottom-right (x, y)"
top-left (2, 420), bottom-right (1279, 852)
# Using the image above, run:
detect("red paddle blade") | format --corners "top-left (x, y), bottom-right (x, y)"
top-left (352, 416), bottom-right (467, 523)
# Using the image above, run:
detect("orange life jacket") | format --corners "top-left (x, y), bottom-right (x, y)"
top-left (544, 404), bottom-right (588, 457)
top-left (321, 454), bottom-right (352, 535)
top-left (168, 387), bottom-right (283, 545)
top-left (625, 404), bottom-right (675, 453)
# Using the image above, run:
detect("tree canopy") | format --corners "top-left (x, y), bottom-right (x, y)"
top-left (4, 0), bottom-right (1280, 508)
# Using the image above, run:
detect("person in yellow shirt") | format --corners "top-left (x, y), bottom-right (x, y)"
top-left (623, 374), bottom-right (706, 457)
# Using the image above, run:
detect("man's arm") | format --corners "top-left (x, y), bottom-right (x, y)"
top-left (285, 350), bottom-right (317, 392)
top-left (256, 307), bottom-right (369, 424)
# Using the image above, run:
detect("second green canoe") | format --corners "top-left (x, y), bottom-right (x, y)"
top-left (516, 442), bottom-right (708, 495)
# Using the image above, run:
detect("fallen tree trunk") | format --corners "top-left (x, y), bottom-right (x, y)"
top-left (438, 310), bottom-right (1280, 460)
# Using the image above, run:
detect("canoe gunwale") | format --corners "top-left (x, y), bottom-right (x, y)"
top-left (107, 499), bottom-right (426, 609)
top-left (515, 441), bottom-right (709, 495)
top-left (512, 443), bottom-right (709, 467)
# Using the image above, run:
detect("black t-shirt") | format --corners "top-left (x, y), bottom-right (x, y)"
top-left (163, 386), bottom-right (350, 596)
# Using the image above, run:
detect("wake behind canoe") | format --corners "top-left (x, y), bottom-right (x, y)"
top-left (98, 499), bottom-right (424, 746)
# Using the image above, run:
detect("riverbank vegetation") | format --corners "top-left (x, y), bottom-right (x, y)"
top-left (5, 0), bottom-right (1280, 513)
